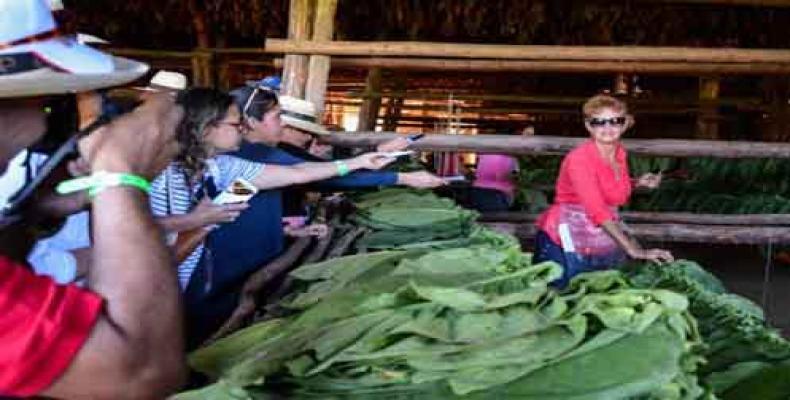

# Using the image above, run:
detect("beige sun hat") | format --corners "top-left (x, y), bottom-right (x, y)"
top-left (0, 0), bottom-right (149, 99)
top-left (279, 96), bottom-right (329, 136)
top-left (133, 70), bottom-right (188, 92)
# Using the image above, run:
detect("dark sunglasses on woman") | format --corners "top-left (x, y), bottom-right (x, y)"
top-left (587, 117), bottom-right (627, 127)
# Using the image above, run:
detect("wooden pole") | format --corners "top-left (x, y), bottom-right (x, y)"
top-left (304, 0), bottom-right (338, 118)
top-left (265, 39), bottom-right (790, 64)
top-left (281, 0), bottom-right (313, 98)
top-left (356, 67), bottom-right (382, 131)
top-left (696, 77), bottom-right (721, 139)
top-left (484, 222), bottom-right (790, 245)
top-left (480, 211), bottom-right (790, 226)
top-left (274, 56), bottom-right (790, 75)
top-left (321, 132), bottom-right (790, 158)
top-left (186, 0), bottom-right (211, 86)
top-left (190, 54), bottom-right (202, 86)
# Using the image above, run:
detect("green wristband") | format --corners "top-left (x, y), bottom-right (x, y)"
top-left (56, 171), bottom-right (151, 198)
top-left (334, 160), bottom-right (350, 177)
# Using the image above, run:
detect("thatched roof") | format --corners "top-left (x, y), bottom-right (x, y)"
top-left (65, 0), bottom-right (790, 49)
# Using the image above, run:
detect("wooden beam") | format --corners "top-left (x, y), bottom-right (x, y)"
top-left (281, 0), bottom-right (313, 98)
top-left (305, 0), bottom-right (338, 118)
top-left (485, 222), bottom-right (790, 245)
top-left (488, 221), bottom-right (790, 245)
top-left (345, 91), bottom-right (767, 109)
top-left (265, 39), bottom-right (790, 64)
top-left (480, 212), bottom-right (790, 226)
top-left (274, 56), bottom-right (790, 75)
top-left (321, 132), bottom-right (790, 158)
top-left (640, 0), bottom-right (790, 7)
top-left (356, 67), bottom-right (382, 131)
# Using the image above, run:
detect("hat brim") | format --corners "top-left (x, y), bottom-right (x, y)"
top-left (281, 115), bottom-right (329, 136)
top-left (0, 37), bottom-right (148, 98)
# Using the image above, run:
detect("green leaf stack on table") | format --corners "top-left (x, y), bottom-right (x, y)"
top-left (173, 189), bottom-right (790, 400)
top-left (176, 248), bottom-right (707, 399)
top-left (351, 189), bottom-right (480, 251)
top-left (625, 260), bottom-right (790, 399)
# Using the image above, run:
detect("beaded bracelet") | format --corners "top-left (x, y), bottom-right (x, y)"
top-left (334, 160), bottom-right (350, 177)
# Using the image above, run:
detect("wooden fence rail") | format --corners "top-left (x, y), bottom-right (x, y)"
top-left (265, 39), bottom-right (790, 64)
top-left (322, 132), bottom-right (790, 158)
top-left (482, 222), bottom-right (790, 245)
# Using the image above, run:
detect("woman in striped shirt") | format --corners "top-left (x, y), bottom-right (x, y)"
top-left (148, 89), bottom-right (395, 339)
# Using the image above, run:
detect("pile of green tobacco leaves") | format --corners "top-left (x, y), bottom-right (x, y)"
top-left (174, 189), bottom-right (790, 400)
top-left (625, 260), bottom-right (790, 400)
top-left (177, 248), bottom-right (707, 399)
top-left (351, 189), bottom-right (479, 251)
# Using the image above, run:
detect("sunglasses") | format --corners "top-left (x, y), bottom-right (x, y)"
top-left (241, 86), bottom-right (278, 119)
top-left (587, 117), bottom-right (627, 127)
top-left (215, 121), bottom-right (249, 134)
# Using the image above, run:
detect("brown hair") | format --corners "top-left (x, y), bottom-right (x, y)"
top-left (582, 94), bottom-right (628, 117)
top-left (175, 87), bottom-right (234, 180)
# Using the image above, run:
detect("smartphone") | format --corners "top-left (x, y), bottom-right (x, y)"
top-left (383, 151), bottom-right (415, 158)
top-left (442, 175), bottom-right (467, 183)
top-left (212, 178), bottom-right (258, 205)
top-left (407, 134), bottom-right (425, 143)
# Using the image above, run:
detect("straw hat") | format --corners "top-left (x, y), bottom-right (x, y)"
top-left (0, 0), bottom-right (148, 99)
top-left (138, 70), bottom-right (188, 92)
top-left (279, 96), bottom-right (328, 136)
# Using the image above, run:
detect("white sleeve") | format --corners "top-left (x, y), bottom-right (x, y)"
top-left (211, 155), bottom-right (265, 190)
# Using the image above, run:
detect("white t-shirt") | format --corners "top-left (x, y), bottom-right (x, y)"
top-left (0, 150), bottom-right (89, 284)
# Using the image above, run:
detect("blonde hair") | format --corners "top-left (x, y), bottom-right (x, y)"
top-left (582, 94), bottom-right (628, 117)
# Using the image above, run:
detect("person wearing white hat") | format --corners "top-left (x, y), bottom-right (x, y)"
top-left (136, 70), bottom-right (189, 94)
top-left (0, 1), bottom-right (186, 397)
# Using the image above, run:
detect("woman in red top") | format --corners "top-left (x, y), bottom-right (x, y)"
top-left (534, 95), bottom-right (674, 287)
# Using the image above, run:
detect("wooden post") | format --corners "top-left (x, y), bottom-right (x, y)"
top-left (382, 74), bottom-right (406, 132)
top-left (281, 0), bottom-right (313, 98)
top-left (217, 59), bottom-right (231, 91)
top-left (187, 0), bottom-right (211, 86)
top-left (762, 77), bottom-right (790, 141)
top-left (190, 53), bottom-right (203, 86)
top-left (356, 67), bottom-right (382, 131)
top-left (697, 76), bottom-right (721, 139)
top-left (304, 0), bottom-right (338, 118)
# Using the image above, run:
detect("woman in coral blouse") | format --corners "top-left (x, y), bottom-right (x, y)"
top-left (534, 95), bottom-right (674, 287)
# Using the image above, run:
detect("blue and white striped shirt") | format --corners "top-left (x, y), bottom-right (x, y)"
top-left (150, 155), bottom-right (264, 288)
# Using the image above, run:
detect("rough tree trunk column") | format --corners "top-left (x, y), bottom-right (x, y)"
top-left (697, 76), bottom-right (720, 139)
top-left (305, 0), bottom-right (338, 119)
top-left (356, 67), bottom-right (382, 131)
top-left (281, 0), bottom-right (314, 98)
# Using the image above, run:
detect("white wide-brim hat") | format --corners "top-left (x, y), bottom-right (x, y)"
top-left (133, 70), bottom-right (188, 92)
top-left (279, 95), bottom-right (329, 136)
top-left (0, 0), bottom-right (148, 98)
